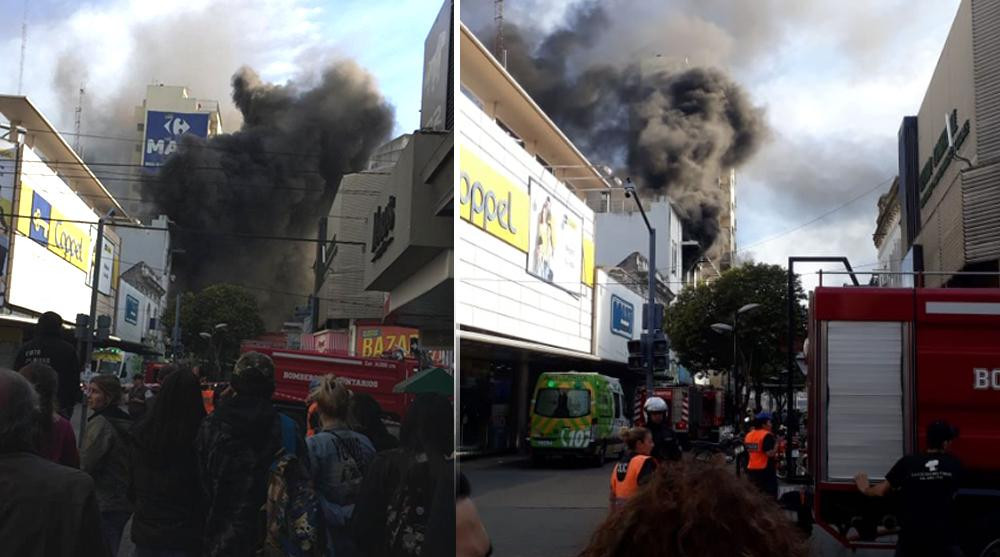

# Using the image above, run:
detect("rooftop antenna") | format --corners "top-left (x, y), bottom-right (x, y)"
top-left (17, 0), bottom-right (27, 95)
top-left (74, 85), bottom-right (85, 155)
top-left (495, 0), bottom-right (507, 67)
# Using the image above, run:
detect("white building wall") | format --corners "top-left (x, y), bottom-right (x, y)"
top-left (458, 95), bottom-right (595, 354)
top-left (594, 200), bottom-right (685, 295)
top-left (115, 279), bottom-right (157, 345)
top-left (593, 269), bottom-right (643, 363)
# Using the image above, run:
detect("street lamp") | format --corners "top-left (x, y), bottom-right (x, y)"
top-left (623, 178), bottom-right (660, 393)
top-left (200, 323), bottom-right (229, 379)
top-left (710, 303), bottom-right (761, 425)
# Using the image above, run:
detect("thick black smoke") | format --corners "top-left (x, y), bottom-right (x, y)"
top-left (485, 2), bottom-right (768, 255)
top-left (148, 63), bottom-right (394, 322)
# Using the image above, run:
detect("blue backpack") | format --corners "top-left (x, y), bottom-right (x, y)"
top-left (262, 414), bottom-right (322, 556)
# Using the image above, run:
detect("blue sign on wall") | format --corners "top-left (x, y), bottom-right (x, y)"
top-left (611, 294), bottom-right (634, 338)
top-left (143, 111), bottom-right (210, 167)
top-left (125, 294), bottom-right (140, 325)
top-left (28, 191), bottom-right (52, 245)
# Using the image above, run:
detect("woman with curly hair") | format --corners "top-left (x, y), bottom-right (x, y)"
top-left (580, 462), bottom-right (808, 557)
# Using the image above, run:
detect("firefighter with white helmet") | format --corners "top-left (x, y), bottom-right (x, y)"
top-left (643, 396), bottom-right (681, 462)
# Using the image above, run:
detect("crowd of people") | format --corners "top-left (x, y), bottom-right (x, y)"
top-left (0, 313), bottom-right (455, 557)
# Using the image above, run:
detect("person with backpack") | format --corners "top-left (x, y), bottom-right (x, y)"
top-left (18, 362), bottom-right (79, 468)
top-left (129, 365), bottom-right (206, 557)
top-left (352, 393), bottom-right (455, 557)
top-left (306, 375), bottom-right (376, 556)
top-left (195, 352), bottom-right (308, 557)
top-left (81, 374), bottom-right (133, 556)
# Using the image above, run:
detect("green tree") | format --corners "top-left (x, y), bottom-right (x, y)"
top-left (664, 263), bottom-right (807, 418)
top-left (163, 284), bottom-right (265, 379)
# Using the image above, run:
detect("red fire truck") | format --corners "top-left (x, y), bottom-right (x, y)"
top-left (807, 286), bottom-right (1000, 554)
top-left (634, 385), bottom-right (725, 445)
top-left (244, 346), bottom-right (420, 421)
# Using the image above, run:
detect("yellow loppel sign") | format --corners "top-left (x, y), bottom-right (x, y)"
top-left (16, 185), bottom-right (92, 273)
top-left (459, 145), bottom-right (530, 252)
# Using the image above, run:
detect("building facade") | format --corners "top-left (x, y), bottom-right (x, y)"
top-left (873, 178), bottom-right (905, 286)
top-left (0, 96), bottom-right (131, 364)
top-left (896, 0), bottom-right (1000, 287)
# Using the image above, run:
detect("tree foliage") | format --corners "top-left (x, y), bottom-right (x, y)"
top-left (163, 284), bottom-right (265, 378)
top-left (664, 263), bottom-right (807, 413)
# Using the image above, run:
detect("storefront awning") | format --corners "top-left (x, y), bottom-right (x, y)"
top-left (459, 330), bottom-right (600, 361)
top-left (393, 367), bottom-right (453, 395)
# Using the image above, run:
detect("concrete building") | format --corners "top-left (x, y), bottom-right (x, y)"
top-left (587, 191), bottom-right (686, 300)
top-left (0, 96), bottom-right (134, 364)
top-left (113, 85), bottom-right (223, 215)
top-left (895, 0), bottom-right (1000, 287)
top-left (873, 178), bottom-right (905, 287)
top-left (459, 22), bottom-right (682, 453)
top-left (116, 262), bottom-right (167, 350)
top-left (360, 0), bottom-right (453, 349)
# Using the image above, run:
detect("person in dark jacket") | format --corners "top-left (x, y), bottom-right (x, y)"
top-left (13, 311), bottom-right (81, 418)
top-left (348, 392), bottom-right (399, 452)
top-left (0, 368), bottom-right (109, 557)
top-left (352, 393), bottom-right (455, 557)
top-left (643, 397), bottom-right (682, 462)
top-left (19, 362), bottom-right (80, 467)
top-left (194, 351), bottom-right (307, 557)
top-left (82, 374), bottom-right (133, 556)
top-left (129, 365), bottom-right (206, 557)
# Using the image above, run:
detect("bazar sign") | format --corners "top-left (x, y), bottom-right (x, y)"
top-left (16, 186), bottom-right (91, 272)
top-left (357, 326), bottom-right (419, 358)
top-left (459, 145), bottom-right (530, 252)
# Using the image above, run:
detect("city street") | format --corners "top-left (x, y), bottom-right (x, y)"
top-left (462, 454), bottom-right (885, 557)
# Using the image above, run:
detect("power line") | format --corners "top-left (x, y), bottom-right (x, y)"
top-left (2, 213), bottom-right (368, 247)
top-left (737, 176), bottom-right (894, 254)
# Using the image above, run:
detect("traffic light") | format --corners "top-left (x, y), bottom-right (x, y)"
top-left (627, 337), bottom-right (646, 371)
top-left (75, 314), bottom-right (89, 340)
top-left (652, 333), bottom-right (669, 372)
top-left (96, 315), bottom-right (112, 341)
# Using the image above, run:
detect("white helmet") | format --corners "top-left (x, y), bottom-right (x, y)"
top-left (644, 396), bottom-right (667, 413)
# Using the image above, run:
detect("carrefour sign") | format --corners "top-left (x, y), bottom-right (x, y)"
top-left (143, 111), bottom-right (210, 167)
top-left (611, 294), bottom-right (634, 338)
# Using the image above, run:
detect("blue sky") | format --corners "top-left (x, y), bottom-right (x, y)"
top-left (0, 0), bottom-right (442, 137)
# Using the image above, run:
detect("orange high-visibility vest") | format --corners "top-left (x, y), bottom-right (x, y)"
top-left (201, 388), bottom-right (215, 415)
top-left (744, 429), bottom-right (771, 471)
top-left (610, 455), bottom-right (652, 509)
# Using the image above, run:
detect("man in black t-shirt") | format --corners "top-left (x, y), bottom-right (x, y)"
top-left (13, 312), bottom-right (81, 418)
top-left (855, 420), bottom-right (964, 557)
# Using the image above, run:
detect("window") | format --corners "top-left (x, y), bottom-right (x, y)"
top-left (495, 118), bottom-right (525, 149)
top-left (534, 388), bottom-right (591, 418)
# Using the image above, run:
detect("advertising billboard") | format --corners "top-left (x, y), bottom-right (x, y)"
top-left (421, 0), bottom-right (452, 130)
top-left (9, 146), bottom-right (98, 318)
top-left (142, 111), bottom-right (211, 167)
top-left (527, 177), bottom-right (583, 294)
top-left (356, 325), bottom-right (419, 358)
top-left (458, 145), bottom-right (530, 252)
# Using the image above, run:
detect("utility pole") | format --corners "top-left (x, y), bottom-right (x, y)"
top-left (80, 209), bottom-right (114, 446)
top-left (310, 216), bottom-right (338, 333)
top-left (172, 293), bottom-right (182, 358)
top-left (625, 179), bottom-right (659, 393)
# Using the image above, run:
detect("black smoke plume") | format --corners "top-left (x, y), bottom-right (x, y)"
top-left (485, 2), bottom-right (768, 256)
top-left (148, 63), bottom-right (394, 323)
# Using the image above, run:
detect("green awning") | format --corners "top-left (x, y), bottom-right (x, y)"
top-left (392, 367), bottom-right (453, 395)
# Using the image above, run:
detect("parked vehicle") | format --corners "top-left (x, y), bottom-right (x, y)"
top-left (806, 285), bottom-right (1000, 555)
top-left (528, 372), bottom-right (629, 465)
top-left (634, 385), bottom-right (725, 447)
